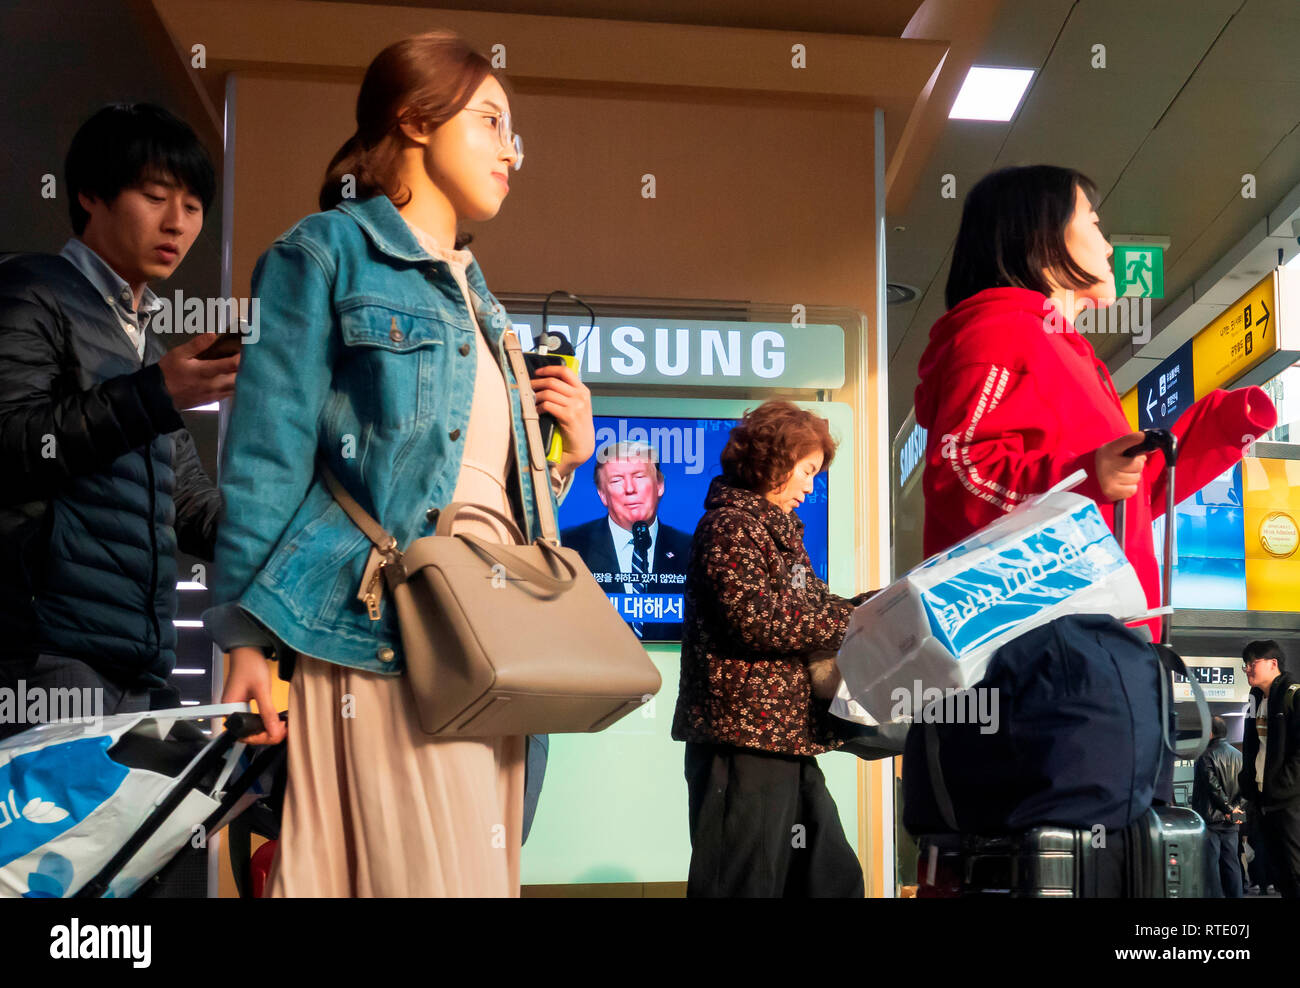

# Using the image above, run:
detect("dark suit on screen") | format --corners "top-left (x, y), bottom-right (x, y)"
top-left (561, 515), bottom-right (693, 641)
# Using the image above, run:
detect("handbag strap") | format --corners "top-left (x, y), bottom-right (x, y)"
top-left (436, 500), bottom-right (527, 545)
top-left (500, 326), bottom-right (561, 545)
top-left (320, 465), bottom-right (401, 561)
top-left (459, 533), bottom-right (577, 591)
top-left (402, 532), bottom-right (577, 594)
top-left (320, 470), bottom-right (536, 558)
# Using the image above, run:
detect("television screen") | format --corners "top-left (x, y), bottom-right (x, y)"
top-left (557, 414), bottom-right (831, 643)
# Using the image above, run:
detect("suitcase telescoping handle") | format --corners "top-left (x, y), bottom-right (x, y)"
top-left (1111, 428), bottom-right (1178, 645)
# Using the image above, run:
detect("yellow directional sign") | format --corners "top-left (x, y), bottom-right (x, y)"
top-left (1121, 266), bottom-right (1297, 428)
top-left (1191, 270), bottom-right (1278, 397)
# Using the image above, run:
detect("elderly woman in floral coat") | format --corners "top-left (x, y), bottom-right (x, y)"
top-left (672, 400), bottom-right (871, 898)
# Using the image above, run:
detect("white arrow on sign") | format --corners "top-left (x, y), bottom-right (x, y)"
top-left (1146, 389), bottom-right (1157, 419)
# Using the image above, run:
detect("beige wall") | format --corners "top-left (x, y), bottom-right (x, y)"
top-left (229, 75), bottom-right (877, 310)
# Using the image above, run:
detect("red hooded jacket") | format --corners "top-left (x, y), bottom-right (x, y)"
top-left (914, 287), bottom-right (1276, 636)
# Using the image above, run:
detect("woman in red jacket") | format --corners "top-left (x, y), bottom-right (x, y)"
top-left (915, 165), bottom-right (1275, 636)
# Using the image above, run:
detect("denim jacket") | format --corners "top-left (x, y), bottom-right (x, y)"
top-left (204, 195), bottom-right (568, 675)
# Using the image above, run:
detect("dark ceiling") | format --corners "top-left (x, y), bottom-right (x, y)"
top-left (314, 0), bottom-right (926, 36)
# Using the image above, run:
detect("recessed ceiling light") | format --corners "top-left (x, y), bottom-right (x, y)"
top-left (949, 66), bottom-right (1035, 121)
top-left (887, 283), bottom-right (918, 305)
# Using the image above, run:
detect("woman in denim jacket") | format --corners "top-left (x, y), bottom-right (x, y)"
top-left (204, 31), bottom-right (594, 896)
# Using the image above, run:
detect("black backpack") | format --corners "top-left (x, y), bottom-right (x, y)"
top-left (903, 613), bottom-right (1209, 835)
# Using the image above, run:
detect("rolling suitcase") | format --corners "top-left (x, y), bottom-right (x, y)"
top-left (911, 429), bottom-right (1211, 898)
top-left (917, 806), bottom-right (1205, 897)
top-left (1126, 805), bottom-right (1206, 897)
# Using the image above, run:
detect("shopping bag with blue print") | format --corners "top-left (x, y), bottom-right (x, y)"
top-left (0, 704), bottom-right (271, 898)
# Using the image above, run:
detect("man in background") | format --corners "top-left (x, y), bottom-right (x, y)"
top-left (1239, 640), bottom-right (1300, 898)
top-left (0, 103), bottom-right (237, 738)
top-left (1192, 715), bottom-right (1244, 897)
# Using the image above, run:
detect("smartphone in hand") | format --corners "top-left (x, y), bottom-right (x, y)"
top-left (197, 331), bottom-right (246, 360)
top-left (522, 351), bottom-right (577, 462)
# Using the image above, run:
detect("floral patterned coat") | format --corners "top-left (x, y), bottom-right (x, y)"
top-left (671, 476), bottom-right (859, 756)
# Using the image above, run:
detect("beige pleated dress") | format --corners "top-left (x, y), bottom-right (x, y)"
top-left (265, 225), bottom-right (559, 897)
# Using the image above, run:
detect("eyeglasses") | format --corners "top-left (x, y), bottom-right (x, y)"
top-left (465, 107), bottom-right (524, 171)
top-left (1243, 658), bottom-right (1274, 671)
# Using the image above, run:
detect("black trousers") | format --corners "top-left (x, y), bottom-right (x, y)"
top-left (684, 742), bottom-right (864, 898)
top-left (1259, 803), bottom-right (1300, 898)
top-left (1204, 828), bottom-right (1243, 898)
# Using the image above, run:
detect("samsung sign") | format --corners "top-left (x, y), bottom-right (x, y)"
top-left (898, 422), bottom-right (928, 491)
top-left (509, 318), bottom-right (844, 389)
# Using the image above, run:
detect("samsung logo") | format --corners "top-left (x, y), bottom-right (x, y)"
top-left (898, 423), bottom-right (928, 488)
top-left (523, 324), bottom-right (785, 378)
top-left (508, 319), bottom-right (845, 390)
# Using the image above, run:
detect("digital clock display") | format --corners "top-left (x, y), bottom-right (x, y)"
top-left (1174, 666), bottom-right (1235, 686)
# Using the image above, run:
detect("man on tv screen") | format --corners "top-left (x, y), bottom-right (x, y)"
top-left (560, 440), bottom-right (692, 641)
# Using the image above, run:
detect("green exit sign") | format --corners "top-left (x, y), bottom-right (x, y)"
top-left (1112, 241), bottom-right (1165, 299)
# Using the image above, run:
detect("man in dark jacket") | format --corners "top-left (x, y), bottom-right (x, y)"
top-left (1193, 715), bottom-right (1245, 897)
top-left (1238, 640), bottom-right (1300, 898)
top-left (0, 104), bottom-right (239, 737)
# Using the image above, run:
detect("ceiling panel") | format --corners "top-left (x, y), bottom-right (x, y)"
top-left (314, 0), bottom-right (926, 36)
top-left (1200, 1), bottom-right (1300, 82)
top-left (1104, 77), bottom-right (1300, 274)
top-left (1177, 126), bottom-right (1300, 303)
top-left (1045, 0), bottom-right (1238, 75)
top-left (975, 0), bottom-right (1075, 64)
top-left (884, 125), bottom-right (1007, 347)
top-left (994, 65), bottom-right (1174, 181)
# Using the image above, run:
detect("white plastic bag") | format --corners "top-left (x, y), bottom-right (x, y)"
top-left (835, 472), bottom-right (1145, 725)
top-left (0, 703), bottom-right (249, 898)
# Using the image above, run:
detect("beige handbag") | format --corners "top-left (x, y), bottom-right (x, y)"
top-left (320, 327), bottom-right (661, 737)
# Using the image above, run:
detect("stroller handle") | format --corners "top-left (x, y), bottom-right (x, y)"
top-left (224, 712), bottom-right (281, 740)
